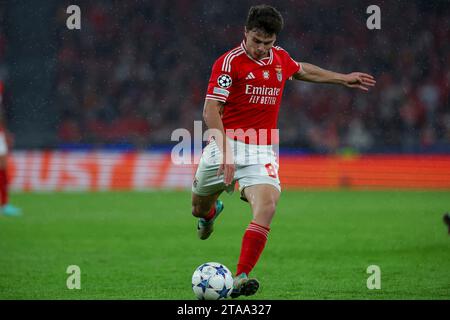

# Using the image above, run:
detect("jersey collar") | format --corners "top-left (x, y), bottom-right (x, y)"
top-left (241, 40), bottom-right (273, 66)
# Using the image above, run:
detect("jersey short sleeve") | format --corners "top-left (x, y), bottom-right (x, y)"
top-left (276, 47), bottom-right (302, 80)
top-left (205, 55), bottom-right (235, 104)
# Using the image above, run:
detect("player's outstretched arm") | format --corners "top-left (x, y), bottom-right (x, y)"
top-left (293, 62), bottom-right (376, 92)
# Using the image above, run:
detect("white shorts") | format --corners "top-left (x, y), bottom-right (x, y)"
top-left (0, 132), bottom-right (8, 156)
top-left (192, 138), bottom-right (280, 201)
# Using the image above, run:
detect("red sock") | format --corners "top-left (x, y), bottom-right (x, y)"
top-left (203, 205), bottom-right (216, 221)
top-left (236, 222), bottom-right (270, 276)
top-left (0, 168), bottom-right (8, 206)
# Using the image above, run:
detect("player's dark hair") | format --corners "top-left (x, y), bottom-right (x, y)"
top-left (245, 4), bottom-right (284, 36)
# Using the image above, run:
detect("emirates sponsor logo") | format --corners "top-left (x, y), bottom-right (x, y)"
top-left (245, 85), bottom-right (281, 105)
top-left (245, 85), bottom-right (281, 96)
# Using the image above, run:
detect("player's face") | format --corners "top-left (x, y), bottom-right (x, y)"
top-left (244, 29), bottom-right (276, 60)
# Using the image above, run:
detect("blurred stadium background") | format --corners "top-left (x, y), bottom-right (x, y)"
top-left (0, 0), bottom-right (449, 299)
top-left (1, 0), bottom-right (450, 190)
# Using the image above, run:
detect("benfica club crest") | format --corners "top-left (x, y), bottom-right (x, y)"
top-left (262, 70), bottom-right (270, 80)
top-left (275, 66), bottom-right (283, 82)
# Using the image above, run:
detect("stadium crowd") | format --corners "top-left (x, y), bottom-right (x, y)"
top-left (53, 0), bottom-right (450, 153)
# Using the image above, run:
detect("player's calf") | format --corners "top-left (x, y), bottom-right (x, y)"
top-left (191, 192), bottom-right (220, 218)
top-left (197, 200), bottom-right (224, 240)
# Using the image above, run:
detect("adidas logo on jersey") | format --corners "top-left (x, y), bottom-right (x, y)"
top-left (245, 72), bottom-right (256, 80)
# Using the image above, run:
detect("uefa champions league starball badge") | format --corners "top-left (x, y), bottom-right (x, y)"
top-left (217, 74), bottom-right (232, 88)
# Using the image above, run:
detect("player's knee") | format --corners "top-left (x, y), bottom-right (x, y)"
top-left (254, 201), bottom-right (277, 224)
top-left (263, 198), bottom-right (277, 215)
top-left (264, 202), bottom-right (277, 219)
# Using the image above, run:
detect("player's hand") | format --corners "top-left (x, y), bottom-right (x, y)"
top-left (217, 163), bottom-right (235, 186)
top-left (342, 72), bottom-right (376, 92)
top-left (217, 153), bottom-right (235, 186)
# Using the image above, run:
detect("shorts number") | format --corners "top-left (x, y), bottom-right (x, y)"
top-left (265, 163), bottom-right (277, 178)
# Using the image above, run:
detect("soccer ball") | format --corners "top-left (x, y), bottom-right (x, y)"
top-left (191, 262), bottom-right (234, 300)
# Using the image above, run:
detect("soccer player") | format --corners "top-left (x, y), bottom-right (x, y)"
top-left (191, 5), bottom-right (375, 298)
top-left (444, 213), bottom-right (450, 234)
top-left (0, 81), bottom-right (21, 216)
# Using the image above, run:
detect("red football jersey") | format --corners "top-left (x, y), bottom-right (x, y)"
top-left (206, 40), bottom-right (301, 145)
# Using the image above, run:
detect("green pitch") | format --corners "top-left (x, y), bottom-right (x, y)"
top-left (0, 190), bottom-right (449, 299)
